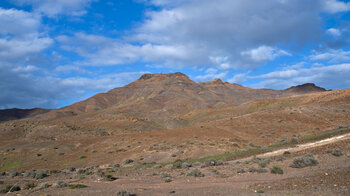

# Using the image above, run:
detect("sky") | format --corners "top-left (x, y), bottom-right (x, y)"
top-left (1, 0), bottom-right (350, 109)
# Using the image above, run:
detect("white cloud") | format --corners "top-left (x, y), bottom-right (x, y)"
top-left (130, 0), bottom-right (325, 69)
top-left (0, 37), bottom-right (53, 61)
top-left (60, 72), bottom-right (148, 91)
top-left (0, 8), bottom-right (40, 36)
top-left (194, 68), bottom-right (227, 82)
top-left (209, 56), bottom-right (232, 70)
top-left (250, 63), bottom-right (350, 90)
top-left (59, 0), bottom-right (336, 70)
top-left (55, 65), bottom-right (91, 74)
top-left (310, 49), bottom-right (350, 62)
top-left (322, 0), bottom-right (350, 13)
top-left (12, 0), bottom-right (95, 17)
top-left (58, 33), bottom-right (197, 67)
top-left (0, 64), bottom-right (147, 109)
top-left (241, 45), bottom-right (291, 62)
top-left (326, 28), bottom-right (342, 37)
top-left (228, 73), bottom-right (248, 84)
top-left (12, 65), bottom-right (38, 72)
top-left (0, 8), bottom-right (53, 62)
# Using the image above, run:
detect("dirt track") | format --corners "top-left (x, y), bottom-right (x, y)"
top-left (230, 132), bottom-right (350, 163)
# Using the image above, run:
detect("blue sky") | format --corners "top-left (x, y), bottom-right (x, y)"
top-left (1, 0), bottom-right (350, 109)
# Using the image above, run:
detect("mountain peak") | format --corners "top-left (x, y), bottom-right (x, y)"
top-left (284, 83), bottom-right (327, 93)
top-left (200, 78), bottom-right (226, 85)
top-left (138, 72), bottom-right (190, 81)
top-left (210, 78), bottom-right (224, 84)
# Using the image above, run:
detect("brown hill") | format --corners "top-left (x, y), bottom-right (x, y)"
top-left (0, 73), bottom-right (349, 172)
top-left (1, 72), bottom-right (325, 137)
top-left (0, 108), bottom-right (49, 122)
top-left (35, 73), bottom-right (325, 121)
top-left (283, 83), bottom-right (327, 94)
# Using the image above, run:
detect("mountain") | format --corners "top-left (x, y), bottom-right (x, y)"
top-left (0, 73), bottom-right (327, 126)
top-left (0, 72), bottom-right (333, 138)
top-left (0, 72), bottom-right (349, 170)
top-left (0, 108), bottom-right (49, 122)
top-left (283, 83), bottom-right (327, 94)
top-left (6, 72), bottom-right (324, 133)
top-left (40, 73), bottom-right (325, 119)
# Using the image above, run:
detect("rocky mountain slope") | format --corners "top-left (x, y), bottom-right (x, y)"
top-left (0, 72), bottom-right (349, 174)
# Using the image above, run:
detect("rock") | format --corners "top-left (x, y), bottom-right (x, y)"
top-left (181, 162), bottom-right (192, 169)
top-left (124, 159), bottom-right (134, 164)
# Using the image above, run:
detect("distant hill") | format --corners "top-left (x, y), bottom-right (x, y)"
top-left (283, 83), bottom-right (327, 94)
top-left (0, 73), bottom-right (327, 125)
top-left (0, 108), bottom-right (49, 122)
top-left (0, 72), bottom-right (349, 169)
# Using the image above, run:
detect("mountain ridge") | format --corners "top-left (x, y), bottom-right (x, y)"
top-left (0, 72), bottom-right (327, 123)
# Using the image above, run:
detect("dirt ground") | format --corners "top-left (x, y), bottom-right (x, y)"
top-left (1, 133), bottom-right (349, 196)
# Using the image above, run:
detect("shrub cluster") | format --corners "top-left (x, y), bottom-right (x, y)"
top-left (187, 169), bottom-right (204, 177)
top-left (290, 153), bottom-right (318, 168)
top-left (270, 166), bottom-right (284, 174)
top-left (327, 149), bottom-right (344, 157)
top-left (0, 185), bottom-right (21, 193)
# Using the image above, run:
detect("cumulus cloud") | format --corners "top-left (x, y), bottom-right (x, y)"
top-left (310, 49), bottom-right (350, 63)
top-left (0, 64), bottom-right (146, 109)
top-left (11, 0), bottom-right (95, 17)
top-left (228, 73), bottom-right (248, 84)
top-left (322, 0), bottom-right (350, 13)
top-left (0, 7), bottom-right (40, 36)
top-left (57, 33), bottom-right (198, 67)
top-left (60, 72), bottom-right (148, 92)
top-left (194, 68), bottom-right (227, 82)
top-left (326, 28), bottom-right (342, 37)
top-left (58, 0), bottom-right (338, 70)
top-left (11, 65), bottom-right (39, 72)
top-left (131, 0), bottom-right (326, 69)
top-left (250, 63), bottom-right (350, 90)
top-left (241, 46), bottom-right (291, 62)
top-left (0, 8), bottom-right (53, 62)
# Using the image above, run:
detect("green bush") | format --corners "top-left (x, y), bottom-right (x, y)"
top-left (270, 166), bottom-right (284, 174)
top-left (164, 179), bottom-right (172, 183)
top-left (328, 149), bottom-right (344, 157)
top-left (24, 182), bottom-right (36, 190)
top-left (248, 167), bottom-right (267, 173)
top-left (9, 171), bottom-right (19, 178)
top-left (55, 180), bottom-right (67, 188)
top-left (290, 153), bottom-right (318, 168)
top-left (67, 167), bottom-right (75, 172)
top-left (236, 168), bottom-right (245, 173)
top-left (0, 181), bottom-right (3, 184)
top-left (116, 190), bottom-right (136, 196)
top-left (0, 185), bottom-right (21, 193)
top-left (252, 157), bottom-right (271, 168)
top-left (77, 169), bottom-right (92, 175)
top-left (105, 174), bottom-right (117, 181)
top-left (187, 169), bottom-right (204, 177)
top-left (49, 170), bottom-right (61, 174)
top-left (35, 170), bottom-right (48, 179)
top-left (98, 171), bottom-right (117, 181)
top-left (124, 159), bottom-right (134, 164)
top-left (204, 159), bottom-right (217, 167)
top-left (40, 182), bottom-right (49, 189)
top-left (24, 170), bottom-right (36, 178)
top-left (68, 184), bottom-right (88, 189)
top-left (172, 160), bottom-right (182, 169)
top-left (79, 155), bottom-right (87, 159)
